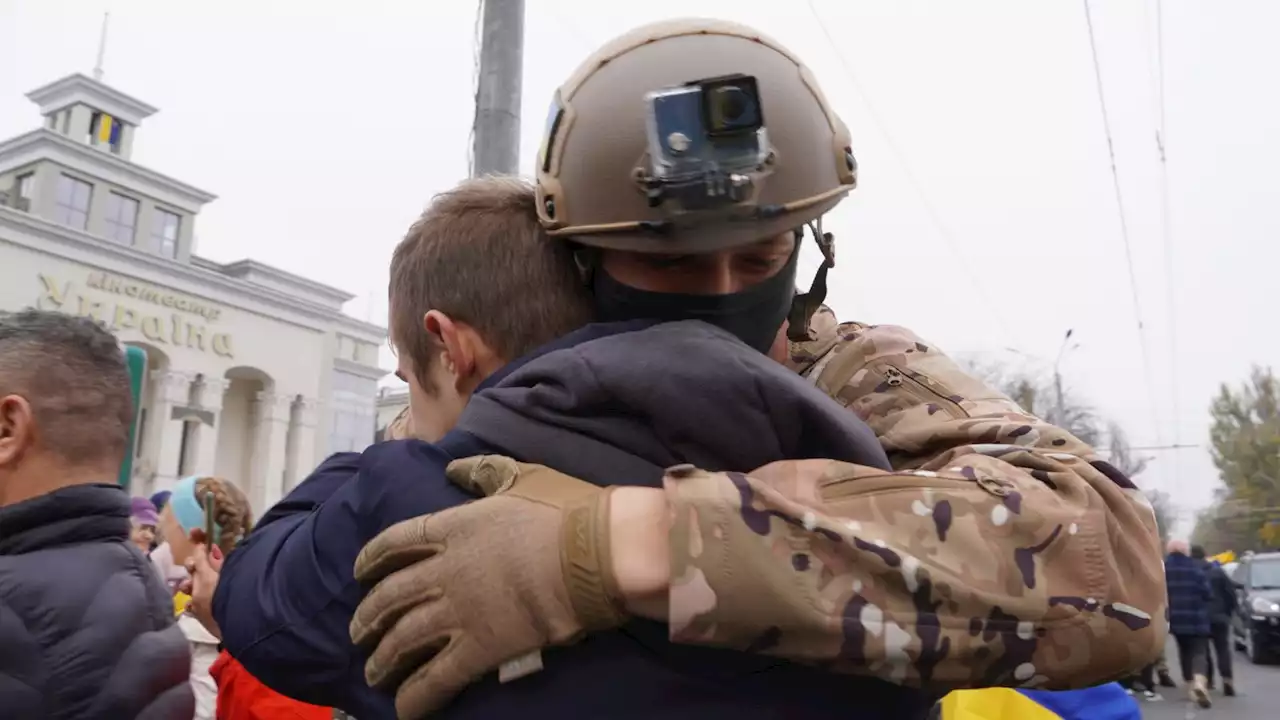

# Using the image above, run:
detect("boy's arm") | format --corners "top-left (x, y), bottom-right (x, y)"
top-left (213, 442), bottom-right (469, 710)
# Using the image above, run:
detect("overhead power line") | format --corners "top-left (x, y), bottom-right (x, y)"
top-left (1080, 0), bottom-right (1164, 446)
top-left (1154, 0), bottom-right (1184, 483)
top-left (805, 0), bottom-right (1016, 345)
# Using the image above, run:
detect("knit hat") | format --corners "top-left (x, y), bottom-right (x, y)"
top-left (150, 490), bottom-right (172, 512)
top-left (130, 497), bottom-right (159, 527)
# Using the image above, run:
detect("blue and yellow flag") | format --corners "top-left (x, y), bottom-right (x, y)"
top-left (96, 113), bottom-right (123, 146)
top-left (940, 684), bottom-right (1139, 720)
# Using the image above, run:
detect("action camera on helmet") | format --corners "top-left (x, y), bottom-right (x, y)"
top-left (643, 74), bottom-right (770, 211)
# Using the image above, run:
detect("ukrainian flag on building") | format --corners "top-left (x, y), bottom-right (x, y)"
top-left (940, 684), bottom-right (1139, 720)
top-left (94, 111), bottom-right (123, 148)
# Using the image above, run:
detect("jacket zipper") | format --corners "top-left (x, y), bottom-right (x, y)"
top-left (821, 469), bottom-right (1015, 501)
top-left (882, 364), bottom-right (967, 418)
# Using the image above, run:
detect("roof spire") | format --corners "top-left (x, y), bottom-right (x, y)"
top-left (92, 12), bottom-right (110, 82)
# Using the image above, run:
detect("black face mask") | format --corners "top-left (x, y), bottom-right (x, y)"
top-left (591, 244), bottom-right (801, 354)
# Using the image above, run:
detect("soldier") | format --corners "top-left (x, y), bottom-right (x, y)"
top-left (214, 176), bottom-right (903, 719)
top-left (351, 17), bottom-right (1168, 719)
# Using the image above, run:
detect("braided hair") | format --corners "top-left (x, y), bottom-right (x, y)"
top-left (191, 476), bottom-right (254, 555)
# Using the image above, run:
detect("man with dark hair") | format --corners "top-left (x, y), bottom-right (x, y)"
top-left (0, 309), bottom-right (193, 719)
top-left (1192, 544), bottom-right (1238, 696)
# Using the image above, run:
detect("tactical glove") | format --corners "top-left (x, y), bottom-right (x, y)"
top-left (349, 455), bottom-right (627, 720)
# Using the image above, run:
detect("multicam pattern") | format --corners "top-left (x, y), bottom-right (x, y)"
top-left (666, 307), bottom-right (1167, 691)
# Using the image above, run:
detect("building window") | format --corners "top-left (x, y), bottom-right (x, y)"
top-left (15, 173), bottom-right (33, 200)
top-left (103, 192), bottom-right (139, 245)
top-left (152, 209), bottom-right (181, 257)
top-left (54, 174), bottom-right (92, 230)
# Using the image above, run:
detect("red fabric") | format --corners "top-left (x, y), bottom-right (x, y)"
top-left (209, 650), bottom-right (332, 720)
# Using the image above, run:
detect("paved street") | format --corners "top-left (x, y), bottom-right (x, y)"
top-left (1139, 639), bottom-right (1278, 719)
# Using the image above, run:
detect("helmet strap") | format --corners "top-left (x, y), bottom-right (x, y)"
top-left (786, 218), bottom-right (836, 342)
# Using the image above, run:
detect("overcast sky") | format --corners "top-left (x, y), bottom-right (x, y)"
top-left (2, 0), bottom-right (1275, 533)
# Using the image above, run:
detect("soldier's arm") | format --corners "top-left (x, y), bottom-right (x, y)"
top-left (654, 318), bottom-right (1166, 690)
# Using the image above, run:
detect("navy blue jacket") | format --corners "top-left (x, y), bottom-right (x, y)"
top-left (1201, 560), bottom-right (1237, 625)
top-left (214, 320), bottom-right (931, 719)
top-left (1165, 552), bottom-right (1211, 637)
top-left (0, 484), bottom-right (195, 720)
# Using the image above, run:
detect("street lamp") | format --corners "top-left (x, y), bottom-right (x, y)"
top-left (1053, 329), bottom-right (1078, 426)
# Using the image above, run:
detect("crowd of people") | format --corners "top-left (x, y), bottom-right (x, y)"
top-left (0, 16), bottom-right (1175, 720)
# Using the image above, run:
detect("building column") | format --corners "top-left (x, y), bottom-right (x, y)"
top-left (188, 377), bottom-right (229, 478)
top-left (250, 391), bottom-right (292, 512)
top-left (286, 397), bottom-right (321, 490)
top-left (148, 369), bottom-right (195, 492)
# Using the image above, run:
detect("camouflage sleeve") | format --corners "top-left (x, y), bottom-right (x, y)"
top-left (663, 311), bottom-right (1167, 691)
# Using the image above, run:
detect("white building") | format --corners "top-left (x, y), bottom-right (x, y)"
top-left (0, 73), bottom-right (388, 510)
top-left (374, 386), bottom-right (411, 441)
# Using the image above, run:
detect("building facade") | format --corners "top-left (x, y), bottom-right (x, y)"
top-left (375, 386), bottom-right (411, 441)
top-left (0, 73), bottom-right (387, 510)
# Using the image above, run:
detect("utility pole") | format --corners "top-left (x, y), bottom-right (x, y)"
top-left (1052, 329), bottom-right (1076, 427)
top-left (471, 0), bottom-right (524, 177)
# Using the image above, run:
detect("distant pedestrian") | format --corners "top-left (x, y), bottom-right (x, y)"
top-left (1194, 545), bottom-right (1238, 696)
top-left (129, 496), bottom-right (159, 554)
top-left (150, 489), bottom-right (172, 513)
top-left (1165, 539), bottom-right (1212, 708)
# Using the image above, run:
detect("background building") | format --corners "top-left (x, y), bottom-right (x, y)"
top-left (0, 72), bottom-right (387, 510)
top-left (375, 386), bottom-right (411, 441)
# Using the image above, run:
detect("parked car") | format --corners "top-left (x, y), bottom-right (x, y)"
top-left (1231, 551), bottom-right (1280, 664)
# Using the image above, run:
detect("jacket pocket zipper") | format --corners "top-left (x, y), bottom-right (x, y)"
top-left (881, 364), bottom-right (967, 418)
top-left (820, 471), bottom-right (1014, 502)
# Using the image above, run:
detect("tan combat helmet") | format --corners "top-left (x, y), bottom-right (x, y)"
top-left (535, 18), bottom-right (857, 338)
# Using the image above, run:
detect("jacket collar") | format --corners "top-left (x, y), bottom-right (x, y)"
top-left (476, 320), bottom-right (661, 392)
top-left (0, 483), bottom-right (132, 555)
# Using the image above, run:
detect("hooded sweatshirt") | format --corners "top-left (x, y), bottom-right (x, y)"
top-left (215, 320), bottom-right (927, 719)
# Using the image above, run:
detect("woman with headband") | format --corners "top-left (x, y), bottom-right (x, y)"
top-left (161, 475), bottom-right (330, 720)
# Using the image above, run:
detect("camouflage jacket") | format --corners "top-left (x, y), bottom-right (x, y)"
top-left (664, 307), bottom-right (1167, 691)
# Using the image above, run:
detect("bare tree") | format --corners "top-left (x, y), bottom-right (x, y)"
top-left (965, 360), bottom-right (1101, 447)
top-left (1106, 422), bottom-right (1149, 479)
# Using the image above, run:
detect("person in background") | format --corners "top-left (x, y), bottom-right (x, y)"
top-left (151, 489), bottom-right (172, 513)
top-left (129, 496), bottom-right (160, 554)
top-left (152, 538), bottom-right (191, 594)
top-left (1118, 661), bottom-right (1162, 702)
top-left (167, 474), bottom-right (333, 720)
top-left (0, 308), bottom-right (193, 719)
top-left (158, 474), bottom-right (256, 719)
top-left (1193, 545), bottom-right (1238, 696)
top-left (1154, 652), bottom-right (1177, 689)
top-left (1165, 539), bottom-right (1213, 708)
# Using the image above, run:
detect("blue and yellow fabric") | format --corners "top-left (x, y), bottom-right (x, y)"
top-left (940, 684), bottom-right (1139, 720)
top-left (173, 591), bottom-right (191, 617)
top-left (95, 112), bottom-right (123, 147)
